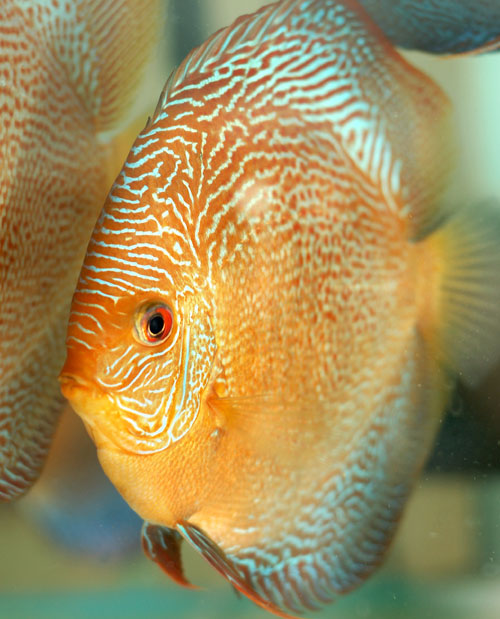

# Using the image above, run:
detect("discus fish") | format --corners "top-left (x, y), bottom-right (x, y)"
top-left (59, 0), bottom-right (500, 616)
top-left (0, 0), bottom-right (164, 500)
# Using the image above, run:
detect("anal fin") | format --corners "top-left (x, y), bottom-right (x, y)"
top-left (177, 521), bottom-right (302, 619)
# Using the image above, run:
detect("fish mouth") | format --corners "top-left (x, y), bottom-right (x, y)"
top-left (58, 372), bottom-right (100, 420)
top-left (59, 373), bottom-right (92, 397)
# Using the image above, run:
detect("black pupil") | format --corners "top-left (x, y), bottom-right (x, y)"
top-left (148, 313), bottom-right (165, 337)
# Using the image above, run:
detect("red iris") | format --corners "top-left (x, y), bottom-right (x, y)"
top-left (138, 304), bottom-right (173, 344)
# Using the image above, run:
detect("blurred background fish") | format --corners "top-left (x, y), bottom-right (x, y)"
top-left (359, 0), bottom-right (500, 53)
top-left (58, 0), bottom-right (500, 617)
top-left (0, 0), bottom-right (165, 502)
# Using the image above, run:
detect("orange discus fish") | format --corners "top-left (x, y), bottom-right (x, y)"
top-left (0, 0), bottom-right (164, 500)
top-left (60, 0), bottom-right (500, 616)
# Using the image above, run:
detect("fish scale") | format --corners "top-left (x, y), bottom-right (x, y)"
top-left (60, 0), bottom-right (500, 617)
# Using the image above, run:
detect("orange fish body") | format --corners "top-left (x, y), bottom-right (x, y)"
top-left (60, 1), bottom-right (500, 616)
top-left (0, 0), bottom-right (163, 500)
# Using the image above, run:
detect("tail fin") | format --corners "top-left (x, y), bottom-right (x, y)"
top-left (358, 0), bottom-right (500, 54)
top-left (421, 200), bottom-right (500, 386)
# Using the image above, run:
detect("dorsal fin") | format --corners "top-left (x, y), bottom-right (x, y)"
top-left (149, 0), bottom-right (297, 124)
top-left (148, 0), bottom-right (452, 239)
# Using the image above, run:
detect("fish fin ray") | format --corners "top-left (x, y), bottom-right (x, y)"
top-left (207, 393), bottom-right (334, 470)
top-left (421, 199), bottom-right (500, 387)
top-left (141, 521), bottom-right (197, 589)
top-left (446, 35), bottom-right (500, 57)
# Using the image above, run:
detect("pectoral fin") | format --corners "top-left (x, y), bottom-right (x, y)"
top-left (141, 522), bottom-right (195, 589)
top-left (419, 199), bottom-right (500, 387)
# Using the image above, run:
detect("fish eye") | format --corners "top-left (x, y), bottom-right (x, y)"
top-left (135, 303), bottom-right (173, 345)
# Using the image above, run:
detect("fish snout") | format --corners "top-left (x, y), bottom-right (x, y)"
top-left (58, 364), bottom-right (107, 438)
top-left (58, 353), bottom-right (98, 400)
top-left (58, 372), bottom-right (91, 398)
top-left (58, 371), bottom-right (113, 450)
top-left (58, 346), bottom-right (99, 394)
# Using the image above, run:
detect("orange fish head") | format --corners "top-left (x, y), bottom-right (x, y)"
top-left (59, 200), bottom-right (217, 458)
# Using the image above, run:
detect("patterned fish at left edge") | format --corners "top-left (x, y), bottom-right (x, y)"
top-left (0, 0), bottom-right (164, 501)
top-left (59, 1), bottom-right (500, 617)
